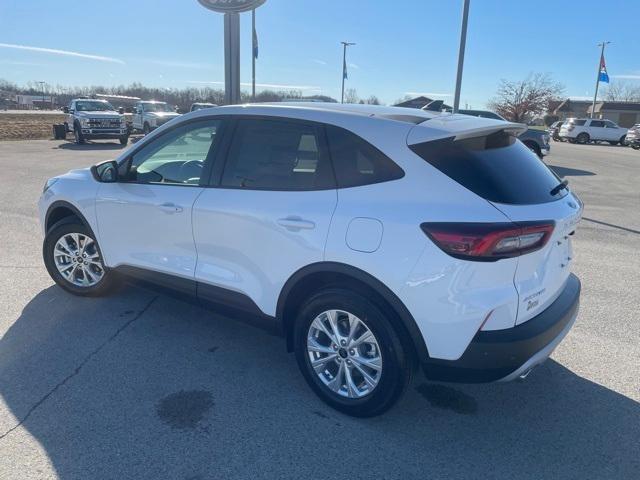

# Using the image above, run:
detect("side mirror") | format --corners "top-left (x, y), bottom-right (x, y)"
top-left (91, 160), bottom-right (119, 183)
top-left (118, 107), bottom-right (125, 114)
top-left (62, 106), bottom-right (69, 113)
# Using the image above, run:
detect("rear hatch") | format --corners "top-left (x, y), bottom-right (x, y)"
top-left (408, 124), bottom-right (582, 325)
top-left (559, 118), bottom-right (586, 137)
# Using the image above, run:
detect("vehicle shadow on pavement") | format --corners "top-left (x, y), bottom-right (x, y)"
top-left (549, 165), bottom-right (596, 177)
top-left (1, 286), bottom-right (638, 479)
top-left (55, 141), bottom-right (127, 151)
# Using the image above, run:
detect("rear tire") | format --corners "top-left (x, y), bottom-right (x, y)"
top-left (43, 221), bottom-right (117, 297)
top-left (576, 132), bottom-right (590, 144)
top-left (119, 135), bottom-right (129, 145)
top-left (293, 288), bottom-right (412, 417)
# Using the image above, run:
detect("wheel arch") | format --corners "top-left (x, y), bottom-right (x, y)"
top-left (45, 201), bottom-right (93, 235)
top-left (277, 262), bottom-right (429, 364)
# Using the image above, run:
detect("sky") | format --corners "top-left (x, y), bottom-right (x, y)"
top-left (0, 0), bottom-right (639, 107)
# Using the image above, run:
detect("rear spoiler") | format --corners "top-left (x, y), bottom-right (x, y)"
top-left (407, 116), bottom-right (527, 146)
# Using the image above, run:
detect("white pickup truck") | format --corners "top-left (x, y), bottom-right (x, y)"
top-left (63, 98), bottom-right (128, 145)
top-left (132, 101), bottom-right (181, 135)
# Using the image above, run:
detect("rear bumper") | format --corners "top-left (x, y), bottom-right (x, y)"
top-left (423, 273), bottom-right (581, 383)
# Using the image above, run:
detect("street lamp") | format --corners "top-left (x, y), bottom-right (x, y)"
top-left (340, 41), bottom-right (355, 104)
top-left (37, 81), bottom-right (46, 110)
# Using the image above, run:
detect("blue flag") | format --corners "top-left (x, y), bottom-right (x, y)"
top-left (599, 54), bottom-right (609, 83)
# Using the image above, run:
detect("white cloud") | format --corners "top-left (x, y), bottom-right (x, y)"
top-left (188, 80), bottom-right (320, 90)
top-left (0, 43), bottom-right (124, 64)
top-left (610, 74), bottom-right (640, 80)
top-left (405, 91), bottom-right (453, 97)
top-left (312, 59), bottom-right (327, 65)
top-left (0, 59), bottom-right (45, 66)
top-left (348, 63), bottom-right (359, 69)
top-left (145, 59), bottom-right (213, 69)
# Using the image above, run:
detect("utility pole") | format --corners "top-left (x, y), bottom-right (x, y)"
top-left (453, 0), bottom-right (470, 113)
top-left (252, 8), bottom-right (256, 101)
top-left (340, 41), bottom-right (355, 104)
top-left (591, 41), bottom-right (610, 119)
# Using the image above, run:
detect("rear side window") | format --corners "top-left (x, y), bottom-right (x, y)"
top-left (409, 131), bottom-right (566, 205)
top-left (570, 119), bottom-right (587, 126)
top-left (221, 118), bottom-right (334, 190)
top-left (590, 120), bottom-right (605, 128)
top-left (326, 125), bottom-right (404, 188)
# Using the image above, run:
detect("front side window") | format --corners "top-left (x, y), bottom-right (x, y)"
top-left (142, 103), bottom-right (173, 113)
top-left (604, 120), bottom-right (617, 128)
top-left (126, 119), bottom-right (222, 185)
top-left (326, 125), bottom-right (404, 188)
top-left (221, 118), bottom-right (333, 190)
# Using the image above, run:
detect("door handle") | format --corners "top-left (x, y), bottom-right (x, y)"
top-left (277, 216), bottom-right (315, 231)
top-left (158, 202), bottom-right (183, 214)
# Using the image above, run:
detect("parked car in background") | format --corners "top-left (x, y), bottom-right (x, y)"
top-left (548, 121), bottom-right (564, 141)
top-left (190, 102), bottom-right (217, 112)
top-left (456, 109), bottom-right (551, 158)
top-left (559, 118), bottom-right (628, 145)
top-left (624, 124), bottom-right (640, 149)
top-left (63, 99), bottom-right (128, 145)
top-left (132, 101), bottom-right (181, 135)
top-left (39, 103), bottom-right (582, 417)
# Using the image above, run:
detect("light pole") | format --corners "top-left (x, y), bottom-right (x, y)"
top-left (590, 41), bottom-right (610, 119)
top-left (37, 81), bottom-right (46, 110)
top-left (340, 41), bottom-right (355, 104)
top-left (452, 0), bottom-right (470, 113)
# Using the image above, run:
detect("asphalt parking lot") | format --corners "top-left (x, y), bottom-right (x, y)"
top-left (0, 138), bottom-right (638, 479)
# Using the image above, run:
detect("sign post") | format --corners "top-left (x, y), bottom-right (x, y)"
top-left (197, 0), bottom-right (266, 105)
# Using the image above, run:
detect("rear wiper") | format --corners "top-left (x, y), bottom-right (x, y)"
top-left (550, 179), bottom-right (569, 196)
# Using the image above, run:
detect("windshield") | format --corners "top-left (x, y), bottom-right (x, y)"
top-left (75, 101), bottom-right (115, 112)
top-left (143, 103), bottom-right (174, 113)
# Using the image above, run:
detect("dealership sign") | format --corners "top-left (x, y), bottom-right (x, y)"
top-left (197, 0), bottom-right (265, 13)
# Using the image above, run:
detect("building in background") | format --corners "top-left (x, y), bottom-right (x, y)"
top-left (586, 101), bottom-right (640, 127)
top-left (550, 99), bottom-right (593, 120)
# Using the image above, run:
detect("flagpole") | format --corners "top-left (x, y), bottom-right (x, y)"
top-left (453, 0), bottom-right (470, 114)
top-left (340, 41), bottom-right (355, 104)
top-left (252, 8), bottom-right (256, 101)
top-left (591, 41), bottom-right (610, 118)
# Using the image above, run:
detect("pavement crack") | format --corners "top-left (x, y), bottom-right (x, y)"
top-left (0, 295), bottom-right (158, 441)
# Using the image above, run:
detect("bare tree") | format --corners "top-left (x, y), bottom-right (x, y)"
top-left (604, 81), bottom-right (640, 102)
top-left (344, 88), bottom-right (359, 104)
top-left (488, 73), bottom-right (564, 123)
top-left (364, 95), bottom-right (381, 105)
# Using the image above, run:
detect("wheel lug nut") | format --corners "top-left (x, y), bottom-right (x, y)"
top-left (349, 349), bottom-right (355, 355)
top-left (332, 344), bottom-right (338, 350)
top-left (340, 340), bottom-right (346, 346)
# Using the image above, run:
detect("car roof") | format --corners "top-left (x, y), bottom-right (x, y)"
top-left (138, 100), bottom-right (167, 104)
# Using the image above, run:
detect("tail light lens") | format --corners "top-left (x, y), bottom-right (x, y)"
top-left (420, 221), bottom-right (555, 261)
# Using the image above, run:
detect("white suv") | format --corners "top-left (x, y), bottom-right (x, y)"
top-left (39, 104), bottom-right (582, 416)
top-left (559, 117), bottom-right (628, 145)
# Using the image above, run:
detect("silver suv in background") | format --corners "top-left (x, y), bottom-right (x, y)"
top-left (63, 99), bottom-right (129, 145)
top-left (559, 118), bottom-right (628, 145)
top-left (132, 101), bottom-right (181, 135)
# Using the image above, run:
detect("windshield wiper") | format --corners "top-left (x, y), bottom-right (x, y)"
top-left (550, 179), bottom-right (569, 196)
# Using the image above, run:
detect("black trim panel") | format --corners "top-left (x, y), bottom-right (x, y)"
top-left (423, 273), bottom-right (581, 383)
top-left (113, 266), bottom-right (280, 335)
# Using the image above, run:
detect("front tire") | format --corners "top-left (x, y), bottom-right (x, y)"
top-left (43, 221), bottom-right (116, 296)
top-left (294, 289), bottom-right (412, 417)
top-left (143, 123), bottom-right (151, 135)
top-left (619, 135), bottom-right (626, 146)
top-left (74, 124), bottom-right (85, 145)
top-left (119, 135), bottom-right (129, 145)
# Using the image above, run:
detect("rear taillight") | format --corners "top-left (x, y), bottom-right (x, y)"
top-left (420, 221), bottom-right (555, 261)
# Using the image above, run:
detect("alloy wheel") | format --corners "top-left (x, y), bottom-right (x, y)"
top-left (53, 232), bottom-right (104, 287)
top-left (307, 309), bottom-right (383, 398)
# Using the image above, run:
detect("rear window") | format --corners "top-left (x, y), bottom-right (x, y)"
top-left (409, 131), bottom-right (567, 205)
